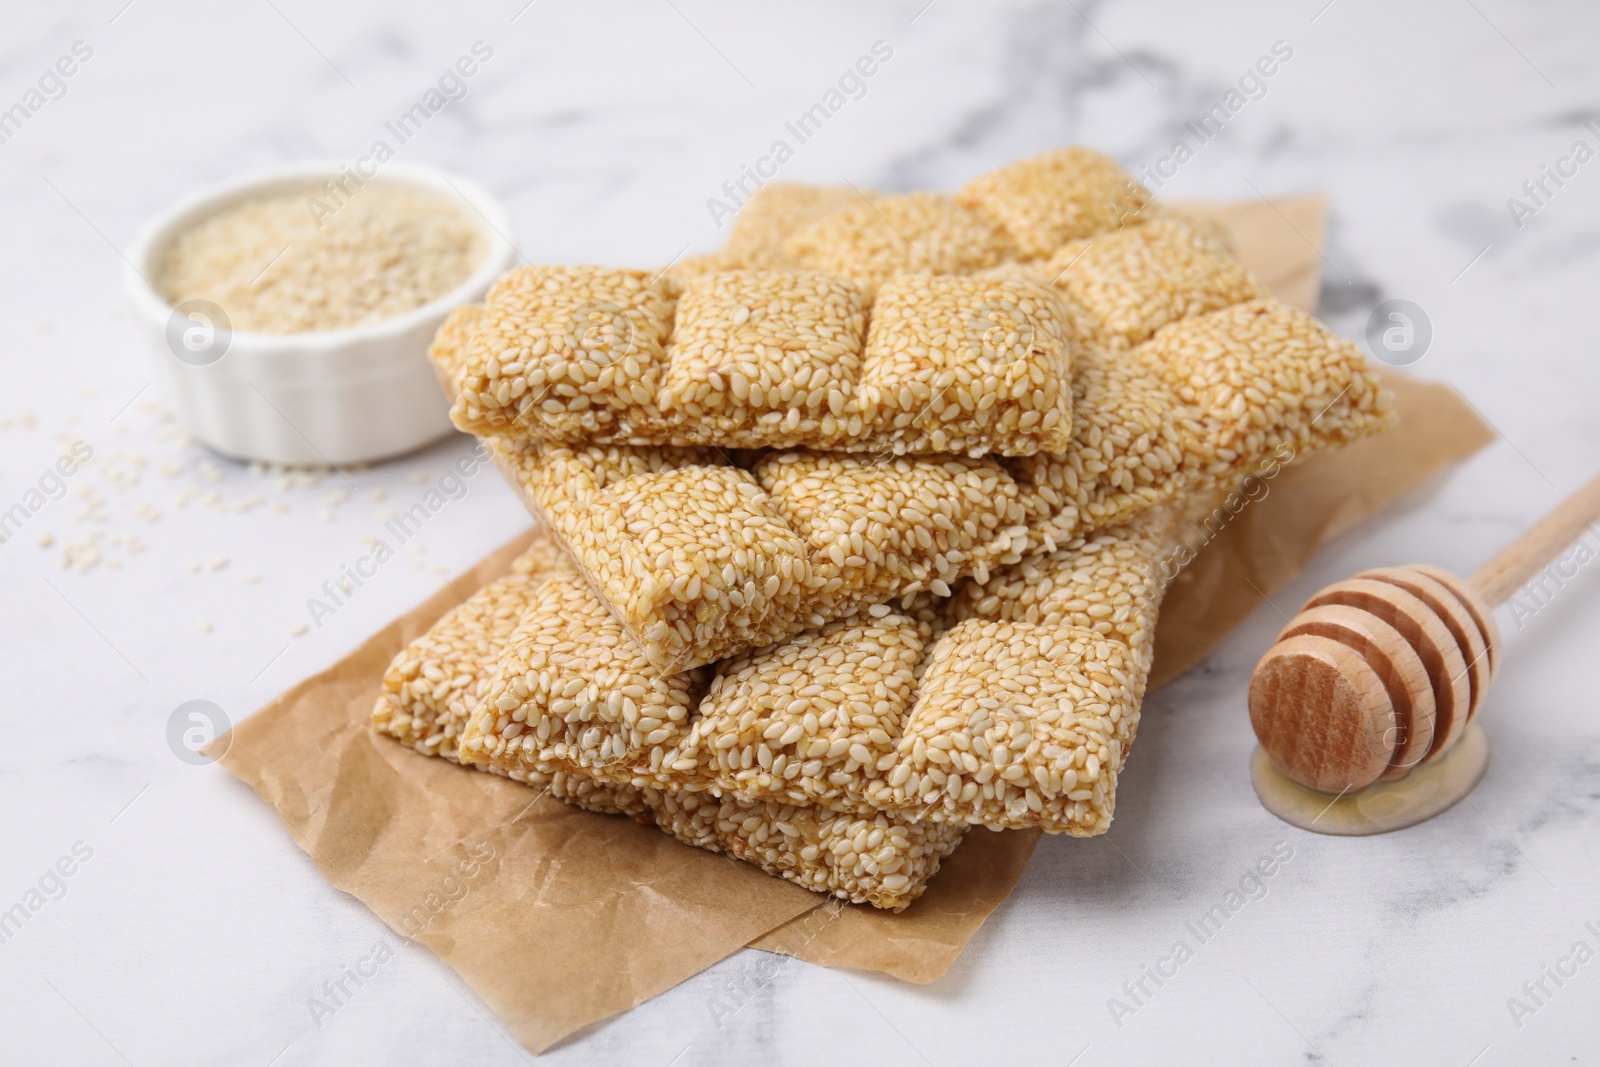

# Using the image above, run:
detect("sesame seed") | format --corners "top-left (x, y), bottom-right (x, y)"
top-left (154, 186), bottom-right (485, 334)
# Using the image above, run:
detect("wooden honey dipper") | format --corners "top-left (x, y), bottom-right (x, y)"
top-left (1248, 470), bottom-right (1600, 834)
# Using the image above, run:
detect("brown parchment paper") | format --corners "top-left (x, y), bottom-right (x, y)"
top-left (220, 195), bottom-right (1495, 1054)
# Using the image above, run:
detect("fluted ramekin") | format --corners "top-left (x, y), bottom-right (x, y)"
top-left (125, 161), bottom-right (515, 466)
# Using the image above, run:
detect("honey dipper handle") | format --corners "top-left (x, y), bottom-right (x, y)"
top-left (1470, 470), bottom-right (1600, 606)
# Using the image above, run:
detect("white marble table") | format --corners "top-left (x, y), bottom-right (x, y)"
top-left (3, 1), bottom-right (1598, 1063)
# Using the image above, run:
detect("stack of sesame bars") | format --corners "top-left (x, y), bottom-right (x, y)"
top-left (372, 147), bottom-right (1395, 910)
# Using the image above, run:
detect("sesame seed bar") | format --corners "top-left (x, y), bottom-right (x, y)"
top-left (436, 148), bottom-right (1165, 458)
top-left (442, 267), bottom-right (1077, 458)
top-left (724, 184), bottom-right (873, 270)
top-left (690, 147), bottom-right (1150, 279)
top-left (371, 537), bottom-right (964, 910)
top-left (454, 505), bottom-right (1186, 836)
top-left (643, 790), bottom-right (965, 911)
top-left (956, 145), bottom-right (1149, 260)
top-left (485, 288), bottom-right (1391, 672)
top-left (370, 559), bottom-right (649, 819)
top-left (675, 510), bottom-right (1177, 835)
top-left (487, 439), bottom-right (1049, 672)
top-left (779, 190), bottom-right (1017, 294)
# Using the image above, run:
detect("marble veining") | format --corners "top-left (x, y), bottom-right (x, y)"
top-left (2, 1), bottom-right (1598, 1063)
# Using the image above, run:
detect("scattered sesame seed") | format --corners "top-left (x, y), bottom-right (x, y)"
top-left (60, 538), bottom-right (101, 573)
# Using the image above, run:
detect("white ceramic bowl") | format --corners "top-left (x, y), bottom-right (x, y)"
top-left (125, 162), bottom-right (515, 466)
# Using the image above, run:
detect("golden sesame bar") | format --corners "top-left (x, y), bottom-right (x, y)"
top-left (1045, 217), bottom-right (1263, 351)
top-left (436, 148), bottom-right (1158, 458)
top-left (696, 148), bottom-right (1149, 278)
top-left (485, 289), bottom-right (1390, 672)
top-left (488, 439), bottom-right (1050, 672)
top-left (665, 515), bottom-right (1177, 831)
top-left (371, 536), bottom-right (963, 909)
top-left (643, 789), bottom-right (964, 910)
top-left (442, 267), bottom-right (1076, 458)
top-left (779, 190), bottom-right (1016, 294)
top-left (955, 146), bottom-right (1150, 260)
top-left (427, 303), bottom-right (486, 396)
top-left (370, 554), bottom-right (647, 818)
top-left (456, 506), bottom-right (1184, 836)
top-left (726, 184), bottom-right (870, 265)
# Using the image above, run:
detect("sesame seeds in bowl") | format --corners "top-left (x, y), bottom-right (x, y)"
top-left (125, 162), bottom-right (516, 466)
top-left (154, 185), bottom-right (488, 335)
